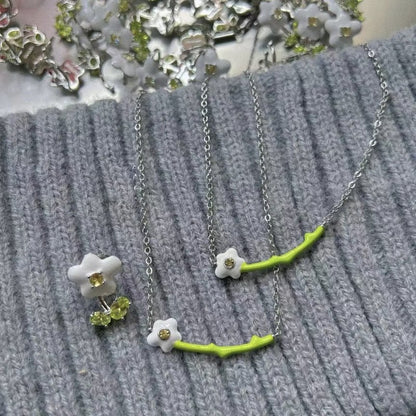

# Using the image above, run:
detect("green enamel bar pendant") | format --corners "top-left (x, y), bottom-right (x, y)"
top-left (173, 335), bottom-right (275, 358)
top-left (147, 318), bottom-right (275, 358)
top-left (146, 227), bottom-right (324, 357)
top-left (216, 225), bottom-right (325, 279)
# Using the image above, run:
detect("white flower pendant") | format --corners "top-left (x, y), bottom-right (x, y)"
top-left (215, 248), bottom-right (246, 279)
top-left (147, 318), bottom-right (182, 352)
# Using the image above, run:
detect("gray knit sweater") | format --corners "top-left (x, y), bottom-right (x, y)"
top-left (0, 24), bottom-right (415, 416)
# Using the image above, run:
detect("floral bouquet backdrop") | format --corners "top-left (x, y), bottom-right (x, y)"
top-left (0, 0), bottom-right (363, 93)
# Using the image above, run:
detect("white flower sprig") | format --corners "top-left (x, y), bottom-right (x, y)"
top-left (294, 4), bottom-right (330, 41)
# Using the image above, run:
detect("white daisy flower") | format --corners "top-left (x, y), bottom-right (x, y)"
top-left (194, 49), bottom-right (231, 82)
top-left (215, 247), bottom-right (245, 279)
top-left (258, 0), bottom-right (287, 36)
top-left (147, 318), bottom-right (182, 353)
top-left (294, 4), bottom-right (330, 41)
top-left (323, 0), bottom-right (343, 15)
top-left (325, 13), bottom-right (361, 48)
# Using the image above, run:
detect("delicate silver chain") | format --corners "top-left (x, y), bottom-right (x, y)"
top-left (201, 75), bottom-right (282, 336)
top-left (133, 90), bottom-right (155, 333)
top-left (201, 73), bottom-right (282, 337)
top-left (133, 44), bottom-right (389, 337)
top-left (321, 44), bottom-right (390, 226)
top-left (201, 80), bottom-right (218, 266)
top-left (247, 70), bottom-right (282, 337)
top-left (246, 71), bottom-right (278, 256)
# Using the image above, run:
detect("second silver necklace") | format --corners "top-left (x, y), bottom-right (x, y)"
top-left (135, 44), bottom-right (390, 358)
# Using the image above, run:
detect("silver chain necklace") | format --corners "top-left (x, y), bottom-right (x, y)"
top-left (128, 44), bottom-right (390, 357)
top-left (200, 72), bottom-right (284, 338)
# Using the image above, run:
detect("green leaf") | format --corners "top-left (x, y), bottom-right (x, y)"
top-left (285, 32), bottom-right (300, 48)
top-left (90, 311), bottom-right (111, 327)
top-left (110, 297), bottom-right (131, 320)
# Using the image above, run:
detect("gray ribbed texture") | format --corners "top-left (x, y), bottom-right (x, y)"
top-left (0, 25), bottom-right (415, 415)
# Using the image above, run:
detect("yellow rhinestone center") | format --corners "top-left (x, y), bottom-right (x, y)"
top-left (224, 257), bottom-right (235, 269)
top-left (158, 329), bottom-right (171, 340)
top-left (205, 64), bottom-right (217, 75)
top-left (308, 17), bottom-right (319, 28)
top-left (89, 272), bottom-right (105, 287)
top-left (340, 26), bottom-right (352, 37)
top-left (273, 8), bottom-right (283, 20)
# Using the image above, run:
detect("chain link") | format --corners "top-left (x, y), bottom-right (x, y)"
top-left (271, 267), bottom-right (282, 337)
top-left (201, 79), bottom-right (218, 266)
top-left (201, 73), bottom-right (283, 337)
top-left (245, 71), bottom-right (279, 256)
top-left (242, 44), bottom-right (389, 337)
top-left (133, 91), bottom-right (155, 333)
top-left (321, 44), bottom-right (390, 226)
top-left (245, 71), bottom-right (282, 337)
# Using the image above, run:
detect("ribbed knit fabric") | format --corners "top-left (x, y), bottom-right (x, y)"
top-left (0, 25), bottom-right (415, 416)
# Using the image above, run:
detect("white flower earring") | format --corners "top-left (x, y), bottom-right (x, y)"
top-left (68, 253), bottom-right (131, 327)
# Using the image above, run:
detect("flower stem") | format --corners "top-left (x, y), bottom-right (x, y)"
top-left (98, 296), bottom-right (111, 312)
